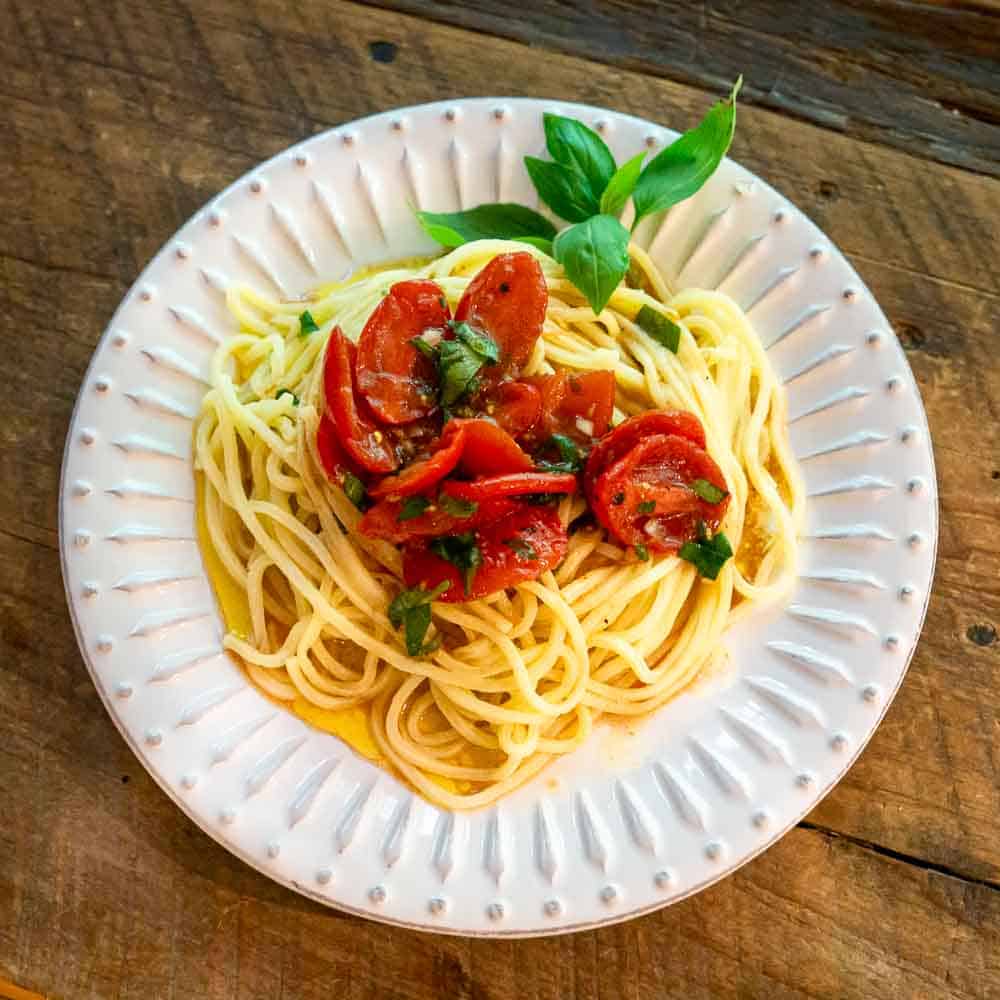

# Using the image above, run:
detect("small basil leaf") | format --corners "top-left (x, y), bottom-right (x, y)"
top-left (637, 304), bottom-right (681, 353)
top-left (411, 336), bottom-right (439, 364)
top-left (599, 151), bottom-right (646, 216)
top-left (537, 433), bottom-right (583, 474)
top-left (397, 496), bottom-right (431, 521)
top-left (276, 388), bottom-right (299, 406)
top-left (403, 602), bottom-right (432, 656)
top-left (450, 321), bottom-right (500, 364)
top-left (388, 582), bottom-right (450, 655)
top-left (691, 478), bottom-right (728, 504)
top-left (542, 113), bottom-right (617, 200)
top-left (416, 203), bottom-right (557, 248)
top-left (634, 543), bottom-right (650, 562)
top-left (439, 494), bottom-right (478, 518)
top-left (504, 536), bottom-right (538, 561)
top-left (299, 310), bottom-right (319, 336)
top-left (524, 156), bottom-right (599, 223)
top-left (679, 531), bottom-right (733, 580)
top-left (429, 532), bottom-right (483, 595)
top-left (632, 78), bottom-right (741, 229)
top-left (438, 340), bottom-right (484, 407)
top-left (553, 214), bottom-right (631, 315)
top-left (636, 500), bottom-right (656, 514)
top-left (342, 472), bottom-right (367, 511)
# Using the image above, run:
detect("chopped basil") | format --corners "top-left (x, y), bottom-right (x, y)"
top-left (299, 309), bottom-right (320, 336)
top-left (538, 433), bottom-right (584, 474)
top-left (504, 536), bottom-right (538, 561)
top-left (691, 478), bottom-right (728, 504)
top-left (397, 496), bottom-right (431, 521)
top-left (634, 543), bottom-right (650, 561)
top-left (637, 305), bottom-right (681, 353)
top-left (679, 530), bottom-right (733, 580)
top-left (411, 336), bottom-right (439, 363)
top-left (429, 532), bottom-right (483, 595)
top-left (388, 582), bottom-right (450, 656)
top-left (342, 472), bottom-right (367, 510)
top-left (636, 500), bottom-right (656, 514)
top-left (439, 494), bottom-right (479, 519)
top-left (450, 321), bottom-right (500, 364)
top-left (276, 388), bottom-right (299, 406)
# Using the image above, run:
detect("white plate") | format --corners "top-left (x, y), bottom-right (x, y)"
top-left (60, 98), bottom-right (937, 936)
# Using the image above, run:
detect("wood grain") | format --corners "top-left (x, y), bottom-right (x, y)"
top-left (0, 0), bottom-right (998, 997)
top-left (369, 0), bottom-right (1000, 177)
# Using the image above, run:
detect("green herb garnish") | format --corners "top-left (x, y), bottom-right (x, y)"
top-left (416, 204), bottom-right (556, 252)
top-left (411, 336), bottom-right (439, 363)
top-left (523, 492), bottom-right (563, 506)
top-left (637, 305), bottom-right (681, 354)
top-left (439, 494), bottom-right (479, 519)
top-left (342, 472), bottom-right (367, 511)
top-left (429, 532), bottom-right (483, 595)
top-left (634, 543), bottom-right (650, 561)
top-left (388, 582), bottom-right (450, 656)
top-left (636, 500), bottom-right (656, 514)
top-left (397, 496), bottom-right (431, 521)
top-left (299, 309), bottom-right (320, 336)
top-left (450, 321), bottom-right (500, 364)
top-left (505, 536), bottom-right (538, 561)
top-left (679, 529), bottom-right (733, 580)
top-left (553, 214), bottom-right (631, 316)
top-left (691, 479), bottom-right (728, 504)
top-left (276, 388), bottom-right (299, 406)
top-left (537, 433), bottom-right (584, 473)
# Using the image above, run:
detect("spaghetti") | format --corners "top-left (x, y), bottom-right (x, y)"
top-left (193, 240), bottom-right (805, 809)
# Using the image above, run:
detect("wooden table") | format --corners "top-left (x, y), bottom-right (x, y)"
top-left (2, 2), bottom-right (998, 997)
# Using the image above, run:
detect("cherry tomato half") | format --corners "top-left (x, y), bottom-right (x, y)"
top-left (322, 327), bottom-right (398, 474)
top-left (536, 369), bottom-right (616, 441)
top-left (450, 419), bottom-right (534, 477)
top-left (487, 380), bottom-right (542, 439)
top-left (442, 472), bottom-right (578, 503)
top-left (402, 504), bottom-right (567, 602)
top-left (454, 252), bottom-right (547, 374)
top-left (359, 495), bottom-right (520, 544)
top-left (356, 280), bottom-right (448, 425)
top-left (591, 433), bottom-right (729, 553)
top-left (369, 421), bottom-right (465, 499)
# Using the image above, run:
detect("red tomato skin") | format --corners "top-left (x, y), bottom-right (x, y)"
top-left (369, 422), bottom-right (466, 499)
top-left (450, 419), bottom-right (534, 477)
top-left (322, 327), bottom-right (398, 474)
top-left (591, 433), bottom-right (730, 553)
top-left (359, 496), bottom-right (519, 544)
top-left (534, 370), bottom-right (616, 441)
top-left (316, 414), bottom-right (350, 483)
top-left (402, 505), bottom-right (567, 602)
top-left (442, 472), bottom-right (578, 503)
top-left (356, 280), bottom-right (449, 425)
top-left (487, 380), bottom-right (542, 439)
top-left (454, 252), bottom-right (547, 373)
top-left (584, 410), bottom-right (707, 494)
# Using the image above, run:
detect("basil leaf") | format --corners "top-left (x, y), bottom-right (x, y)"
top-left (632, 78), bottom-right (741, 229)
top-left (411, 336), bottom-right (439, 363)
top-left (679, 531), bottom-right (733, 580)
top-left (429, 532), bottom-right (483, 594)
top-left (542, 113), bottom-right (616, 202)
top-left (525, 157), bottom-right (600, 223)
top-left (450, 321), bottom-right (500, 364)
top-left (439, 494), bottom-right (478, 518)
top-left (599, 152), bottom-right (646, 216)
top-left (403, 603), bottom-right (432, 656)
top-left (636, 500), bottom-right (656, 514)
top-left (438, 339), bottom-right (484, 407)
top-left (634, 543), bottom-right (650, 562)
top-left (691, 478), bottom-right (728, 504)
top-left (637, 304), bottom-right (681, 353)
top-left (504, 536), bottom-right (538, 561)
top-left (417, 203), bottom-right (557, 248)
top-left (342, 472), bottom-right (367, 511)
top-left (388, 582), bottom-right (450, 655)
top-left (276, 388), bottom-right (299, 406)
top-left (553, 214), bottom-right (631, 315)
top-left (299, 310), bottom-right (319, 336)
top-left (537, 433), bottom-right (584, 474)
top-left (397, 496), bottom-right (431, 521)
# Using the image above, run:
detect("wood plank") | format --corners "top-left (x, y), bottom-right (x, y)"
top-left (367, 0), bottom-right (1000, 177)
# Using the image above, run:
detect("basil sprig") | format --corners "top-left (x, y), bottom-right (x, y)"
top-left (388, 582), bottom-right (449, 656)
top-left (414, 81), bottom-right (741, 317)
top-left (412, 322), bottom-right (501, 412)
top-left (429, 532), bottom-right (483, 595)
top-left (679, 523), bottom-right (733, 580)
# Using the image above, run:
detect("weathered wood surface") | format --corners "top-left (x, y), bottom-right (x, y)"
top-left (1, 1), bottom-right (998, 997)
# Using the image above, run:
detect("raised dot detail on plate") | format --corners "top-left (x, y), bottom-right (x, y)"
top-left (543, 898), bottom-right (562, 917)
top-left (115, 682), bottom-right (132, 699)
top-left (645, 135), bottom-right (657, 148)
top-left (705, 841), bottom-right (724, 861)
top-left (809, 245), bottom-right (826, 260)
top-left (492, 107), bottom-right (505, 120)
top-left (599, 885), bottom-right (618, 905)
top-left (884, 634), bottom-right (900, 650)
top-left (145, 729), bottom-right (163, 747)
top-left (369, 885), bottom-right (386, 904)
top-left (208, 211), bottom-right (222, 228)
top-left (594, 120), bottom-right (608, 133)
top-left (266, 842), bottom-right (280, 859)
top-left (80, 428), bottom-right (96, 445)
top-left (94, 376), bottom-right (111, 393)
top-left (486, 901), bottom-right (505, 921)
top-left (175, 244), bottom-right (190, 260)
top-left (830, 732), bottom-right (849, 752)
top-left (95, 634), bottom-right (112, 652)
top-left (865, 330), bottom-right (883, 346)
top-left (444, 108), bottom-right (457, 122)
top-left (796, 772), bottom-right (815, 789)
top-left (899, 584), bottom-right (916, 601)
top-left (390, 118), bottom-right (404, 131)
top-left (653, 869), bottom-right (674, 890)
top-left (219, 808), bottom-right (235, 824)
top-left (907, 532), bottom-right (924, 549)
top-left (907, 477), bottom-right (926, 495)
top-left (428, 897), bottom-right (447, 916)
top-left (900, 425), bottom-right (920, 444)
top-left (842, 287), bottom-right (858, 302)
top-left (341, 132), bottom-right (356, 146)
top-left (886, 375), bottom-right (903, 393)
top-left (751, 810), bottom-right (770, 830)
top-left (72, 480), bottom-right (92, 497)
top-left (862, 684), bottom-right (880, 703)
top-left (180, 773), bottom-right (198, 789)
top-left (772, 207), bottom-right (786, 223)
top-left (294, 152), bottom-right (309, 167)
top-left (139, 287), bottom-right (153, 302)
top-left (74, 530), bottom-right (92, 548)
top-left (249, 178), bottom-right (263, 194)
top-left (82, 581), bottom-right (99, 598)
top-left (316, 868), bottom-right (332, 885)
top-left (112, 331), bottom-right (129, 348)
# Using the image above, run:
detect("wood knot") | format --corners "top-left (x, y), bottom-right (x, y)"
top-left (369, 40), bottom-right (397, 63)
top-left (967, 623), bottom-right (996, 647)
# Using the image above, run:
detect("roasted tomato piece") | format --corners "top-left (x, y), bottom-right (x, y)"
top-left (441, 472), bottom-right (578, 503)
top-left (358, 495), bottom-right (520, 544)
top-left (322, 327), bottom-right (398, 474)
top-left (402, 504), bottom-right (567, 602)
top-left (536, 369), bottom-right (616, 440)
top-left (453, 252), bottom-right (547, 374)
top-left (355, 280), bottom-right (448, 425)
top-left (591, 433), bottom-right (729, 553)
top-left (584, 410), bottom-right (707, 492)
top-left (316, 414), bottom-right (352, 482)
top-left (487, 380), bottom-right (542, 439)
top-left (369, 422), bottom-right (465, 499)
top-left (450, 419), bottom-right (534, 477)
